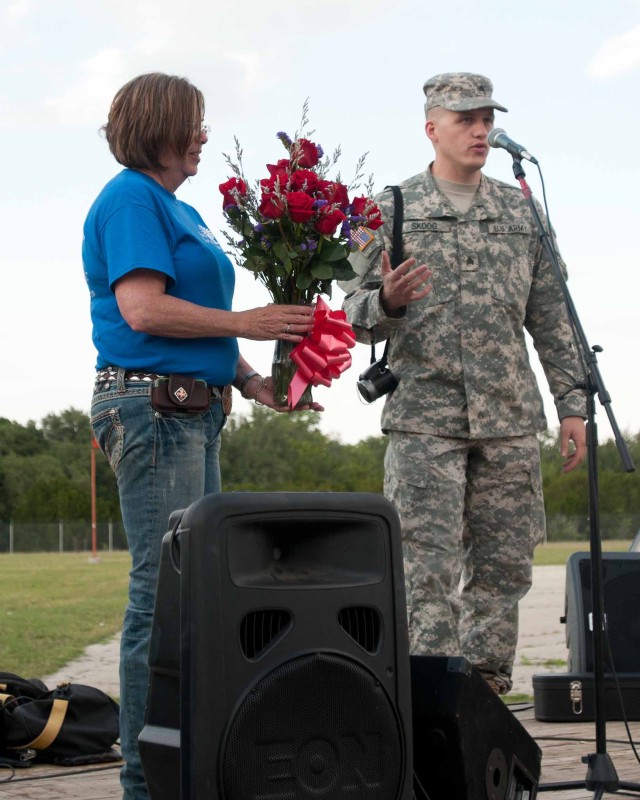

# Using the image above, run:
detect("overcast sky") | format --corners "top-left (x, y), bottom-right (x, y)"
top-left (1, 0), bottom-right (639, 446)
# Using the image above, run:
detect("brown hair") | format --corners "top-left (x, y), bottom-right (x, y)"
top-left (103, 73), bottom-right (205, 171)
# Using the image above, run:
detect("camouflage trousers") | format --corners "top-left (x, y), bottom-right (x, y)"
top-left (384, 431), bottom-right (546, 692)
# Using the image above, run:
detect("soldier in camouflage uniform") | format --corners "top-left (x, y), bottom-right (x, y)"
top-left (340, 73), bottom-right (587, 694)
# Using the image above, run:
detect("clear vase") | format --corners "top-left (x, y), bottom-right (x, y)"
top-left (272, 339), bottom-right (313, 408)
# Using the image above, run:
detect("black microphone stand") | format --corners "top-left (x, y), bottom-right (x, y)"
top-left (509, 157), bottom-right (638, 799)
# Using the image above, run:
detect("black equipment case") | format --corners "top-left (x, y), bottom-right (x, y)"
top-left (533, 672), bottom-right (640, 722)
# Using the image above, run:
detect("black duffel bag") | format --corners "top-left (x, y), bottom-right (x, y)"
top-left (0, 672), bottom-right (120, 765)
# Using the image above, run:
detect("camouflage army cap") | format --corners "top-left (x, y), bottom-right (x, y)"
top-left (423, 72), bottom-right (508, 113)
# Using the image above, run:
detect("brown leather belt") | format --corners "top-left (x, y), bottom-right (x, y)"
top-left (96, 367), bottom-right (219, 393)
top-left (95, 367), bottom-right (232, 414)
top-left (96, 367), bottom-right (169, 385)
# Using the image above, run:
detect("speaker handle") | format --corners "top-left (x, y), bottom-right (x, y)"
top-left (167, 510), bottom-right (184, 575)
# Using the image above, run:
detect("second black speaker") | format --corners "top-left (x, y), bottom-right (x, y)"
top-left (411, 656), bottom-right (541, 800)
top-left (565, 551), bottom-right (640, 672)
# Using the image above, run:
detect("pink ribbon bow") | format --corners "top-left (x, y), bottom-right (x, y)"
top-left (288, 296), bottom-right (356, 408)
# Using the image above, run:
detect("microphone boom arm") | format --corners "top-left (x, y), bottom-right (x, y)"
top-left (510, 157), bottom-right (634, 472)
top-left (511, 155), bottom-right (637, 799)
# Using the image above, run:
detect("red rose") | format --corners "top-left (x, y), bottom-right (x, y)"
top-left (266, 159), bottom-right (290, 182)
top-left (314, 207), bottom-right (347, 236)
top-left (219, 177), bottom-right (247, 208)
top-left (260, 176), bottom-right (277, 192)
top-left (350, 195), bottom-right (368, 217)
top-left (286, 191), bottom-right (315, 223)
top-left (350, 195), bottom-right (384, 230)
top-left (317, 180), bottom-right (350, 209)
top-left (290, 169), bottom-right (319, 193)
top-left (291, 138), bottom-right (320, 168)
top-left (259, 191), bottom-right (286, 220)
top-left (366, 204), bottom-right (384, 230)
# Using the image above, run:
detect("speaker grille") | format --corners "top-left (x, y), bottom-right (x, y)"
top-left (338, 606), bottom-right (382, 654)
top-left (222, 652), bottom-right (404, 800)
top-left (239, 609), bottom-right (293, 660)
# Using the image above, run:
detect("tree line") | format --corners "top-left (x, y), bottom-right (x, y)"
top-left (1, 408), bottom-right (638, 545)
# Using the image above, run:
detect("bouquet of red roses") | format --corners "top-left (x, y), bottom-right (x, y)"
top-left (219, 104), bottom-right (383, 306)
top-left (219, 104), bottom-right (383, 405)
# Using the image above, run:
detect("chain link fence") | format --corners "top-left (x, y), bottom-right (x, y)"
top-left (0, 521), bottom-right (128, 553)
top-left (0, 512), bottom-right (637, 554)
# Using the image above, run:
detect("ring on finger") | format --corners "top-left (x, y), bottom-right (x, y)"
top-left (286, 323), bottom-right (292, 334)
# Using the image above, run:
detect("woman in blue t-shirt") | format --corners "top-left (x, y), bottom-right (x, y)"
top-left (83, 72), bottom-right (319, 800)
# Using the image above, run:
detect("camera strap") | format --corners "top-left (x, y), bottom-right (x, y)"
top-left (388, 185), bottom-right (405, 270)
top-left (369, 185), bottom-right (404, 366)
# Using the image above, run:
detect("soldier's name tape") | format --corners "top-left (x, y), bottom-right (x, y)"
top-left (405, 221), bottom-right (530, 235)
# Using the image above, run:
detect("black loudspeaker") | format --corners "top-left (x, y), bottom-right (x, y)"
top-left (565, 551), bottom-right (640, 672)
top-left (139, 492), bottom-right (413, 800)
top-left (411, 656), bottom-right (541, 800)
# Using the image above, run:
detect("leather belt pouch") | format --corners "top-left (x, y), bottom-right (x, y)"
top-left (150, 375), bottom-right (210, 414)
top-left (222, 384), bottom-right (233, 416)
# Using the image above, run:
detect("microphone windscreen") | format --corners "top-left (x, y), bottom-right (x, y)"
top-left (487, 128), bottom-right (506, 148)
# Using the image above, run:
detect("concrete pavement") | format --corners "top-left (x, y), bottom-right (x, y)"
top-left (43, 565), bottom-right (570, 697)
top-left (513, 564), bottom-right (568, 694)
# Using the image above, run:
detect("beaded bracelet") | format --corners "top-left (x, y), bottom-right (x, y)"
top-left (253, 378), bottom-right (269, 406)
top-left (238, 369), bottom-right (260, 396)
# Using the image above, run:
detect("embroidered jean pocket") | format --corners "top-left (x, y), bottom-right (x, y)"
top-left (90, 404), bottom-right (124, 472)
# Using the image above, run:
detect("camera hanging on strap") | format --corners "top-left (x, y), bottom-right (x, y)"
top-left (357, 185), bottom-right (404, 403)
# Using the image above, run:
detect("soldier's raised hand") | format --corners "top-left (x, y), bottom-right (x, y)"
top-left (379, 251), bottom-right (432, 316)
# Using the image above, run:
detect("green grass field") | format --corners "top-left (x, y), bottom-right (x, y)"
top-left (533, 538), bottom-right (631, 564)
top-left (1, 551), bottom-right (130, 679)
top-left (0, 540), bottom-right (633, 681)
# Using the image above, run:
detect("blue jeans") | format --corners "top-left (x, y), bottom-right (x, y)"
top-left (91, 371), bottom-right (225, 800)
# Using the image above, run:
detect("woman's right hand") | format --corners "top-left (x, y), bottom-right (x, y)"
top-left (114, 269), bottom-right (317, 341)
top-left (246, 375), bottom-right (324, 413)
top-left (236, 304), bottom-right (315, 342)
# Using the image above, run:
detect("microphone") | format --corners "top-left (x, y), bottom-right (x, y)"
top-left (488, 128), bottom-right (538, 164)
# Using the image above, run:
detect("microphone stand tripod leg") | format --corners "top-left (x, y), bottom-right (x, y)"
top-left (584, 751), bottom-right (618, 794)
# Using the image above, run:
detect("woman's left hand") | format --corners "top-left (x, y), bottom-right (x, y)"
top-left (249, 376), bottom-right (324, 413)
